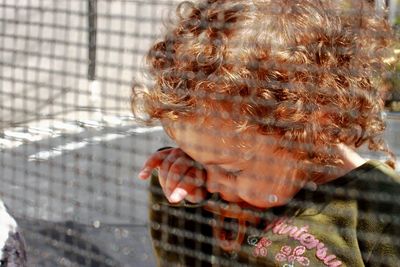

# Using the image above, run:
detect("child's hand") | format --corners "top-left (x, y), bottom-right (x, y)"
top-left (138, 148), bottom-right (207, 203)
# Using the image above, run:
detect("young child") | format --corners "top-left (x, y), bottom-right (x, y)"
top-left (132, 0), bottom-right (400, 266)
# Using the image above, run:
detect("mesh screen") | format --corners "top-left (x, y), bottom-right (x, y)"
top-left (0, 0), bottom-right (399, 267)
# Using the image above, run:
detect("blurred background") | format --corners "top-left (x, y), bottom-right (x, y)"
top-left (0, 0), bottom-right (399, 266)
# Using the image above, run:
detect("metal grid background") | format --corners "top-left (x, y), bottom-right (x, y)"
top-left (0, 0), bottom-right (400, 267)
top-left (0, 1), bottom-right (181, 266)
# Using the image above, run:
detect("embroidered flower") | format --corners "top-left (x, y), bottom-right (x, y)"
top-left (275, 245), bottom-right (310, 266)
top-left (247, 236), bottom-right (272, 257)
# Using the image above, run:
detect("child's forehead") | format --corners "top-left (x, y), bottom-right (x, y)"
top-left (164, 116), bottom-right (270, 149)
top-left (168, 120), bottom-right (263, 164)
top-left (166, 114), bottom-right (244, 133)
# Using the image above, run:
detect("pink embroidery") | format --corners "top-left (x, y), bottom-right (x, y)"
top-left (275, 245), bottom-right (310, 266)
top-left (256, 237), bottom-right (272, 257)
top-left (248, 236), bottom-right (272, 257)
top-left (264, 218), bottom-right (342, 267)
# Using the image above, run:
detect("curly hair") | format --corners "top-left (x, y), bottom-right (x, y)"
top-left (132, 0), bottom-right (395, 168)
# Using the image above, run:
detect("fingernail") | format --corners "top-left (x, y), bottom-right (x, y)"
top-left (169, 188), bottom-right (187, 203)
top-left (138, 167), bottom-right (152, 179)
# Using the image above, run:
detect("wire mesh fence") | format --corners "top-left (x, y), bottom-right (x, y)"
top-left (0, 1), bottom-right (179, 266)
top-left (0, 0), bottom-right (400, 267)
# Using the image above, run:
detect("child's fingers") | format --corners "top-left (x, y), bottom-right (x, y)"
top-left (169, 187), bottom-right (190, 203)
top-left (169, 166), bottom-right (207, 203)
top-left (158, 151), bottom-right (184, 191)
top-left (138, 148), bottom-right (207, 204)
top-left (138, 148), bottom-right (175, 179)
top-left (165, 156), bottom-right (193, 198)
top-left (185, 167), bottom-right (208, 203)
top-left (185, 187), bottom-right (208, 204)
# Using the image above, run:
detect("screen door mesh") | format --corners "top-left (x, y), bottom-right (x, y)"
top-left (0, 1), bottom-right (399, 267)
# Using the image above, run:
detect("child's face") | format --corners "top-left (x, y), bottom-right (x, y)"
top-left (165, 117), bottom-right (304, 209)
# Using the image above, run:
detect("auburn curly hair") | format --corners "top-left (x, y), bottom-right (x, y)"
top-left (132, 0), bottom-right (395, 168)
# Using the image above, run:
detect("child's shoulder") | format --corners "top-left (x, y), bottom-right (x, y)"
top-left (332, 160), bottom-right (400, 193)
top-left (311, 160), bottom-right (400, 248)
top-left (326, 160), bottom-right (400, 215)
top-left (295, 160), bottom-right (400, 231)
top-left (349, 160), bottom-right (400, 201)
top-left (364, 160), bottom-right (400, 183)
